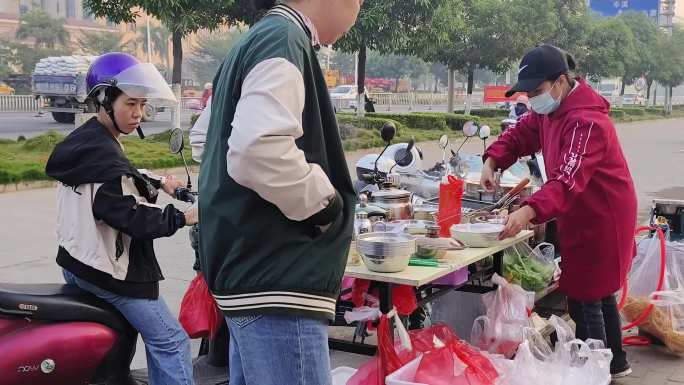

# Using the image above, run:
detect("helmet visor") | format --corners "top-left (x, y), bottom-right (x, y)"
top-left (113, 63), bottom-right (176, 105)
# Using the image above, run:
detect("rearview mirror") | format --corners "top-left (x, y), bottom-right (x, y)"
top-left (381, 122), bottom-right (396, 144)
top-left (169, 128), bottom-right (184, 154)
top-left (479, 125), bottom-right (491, 140)
top-left (463, 121), bottom-right (478, 137)
top-left (438, 134), bottom-right (449, 150)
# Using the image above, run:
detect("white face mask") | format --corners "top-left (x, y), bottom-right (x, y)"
top-left (530, 79), bottom-right (561, 115)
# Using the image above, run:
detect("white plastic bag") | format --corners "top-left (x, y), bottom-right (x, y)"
top-left (649, 241), bottom-right (684, 333)
top-left (622, 235), bottom-right (684, 353)
top-left (489, 315), bottom-right (612, 385)
top-left (470, 274), bottom-right (534, 358)
top-left (343, 306), bottom-right (382, 324)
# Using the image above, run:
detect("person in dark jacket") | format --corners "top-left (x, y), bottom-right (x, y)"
top-left (45, 52), bottom-right (198, 385)
top-left (509, 95), bottom-right (530, 119)
top-left (482, 45), bottom-right (637, 379)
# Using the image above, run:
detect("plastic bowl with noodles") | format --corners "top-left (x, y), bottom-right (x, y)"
top-left (450, 223), bottom-right (504, 248)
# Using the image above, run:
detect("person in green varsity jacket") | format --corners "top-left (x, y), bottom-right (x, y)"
top-left (198, 1), bottom-right (362, 384)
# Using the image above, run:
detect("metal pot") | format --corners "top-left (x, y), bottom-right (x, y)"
top-left (463, 179), bottom-right (534, 204)
top-left (370, 188), bottom-right (413, 221)
top-left (413, 204), bottom-right (438, 221)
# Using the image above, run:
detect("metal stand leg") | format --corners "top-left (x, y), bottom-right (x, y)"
top-left (379, 283), bottom-right (393, 314)
top-left (493, 251), bottom-right (503, 288)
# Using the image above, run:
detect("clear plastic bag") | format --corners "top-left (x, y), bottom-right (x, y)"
top-left (503, 241), bottom-right (557, 292)
top-left (470, 274), bottom-right (534, 358)
top-left (488, 315), bottom-right (612, 385)
top-left (622, 235), bottom-right (684, 353)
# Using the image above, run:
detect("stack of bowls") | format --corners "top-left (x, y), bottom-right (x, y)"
top-left (356, 232), bottom-right (417, 273)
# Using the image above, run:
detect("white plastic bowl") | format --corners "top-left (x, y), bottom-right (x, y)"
top-left (450, 223), bottom-right (504, 248)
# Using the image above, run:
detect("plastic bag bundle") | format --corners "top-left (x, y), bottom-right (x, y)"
top-left (621, 235), bottom-right (684, 354)
top-left (488, 315), bottom-right (612, 385)
top-left (470, 274), bottom-right (534, 358)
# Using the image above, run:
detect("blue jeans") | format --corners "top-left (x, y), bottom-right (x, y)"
top-left (63, 270), bottom-right (193, 385)
top-left (227, 314), bottom-right (332, 385)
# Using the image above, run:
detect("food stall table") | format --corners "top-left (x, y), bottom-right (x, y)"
top-left (330, 230), bottom-right (534, 355)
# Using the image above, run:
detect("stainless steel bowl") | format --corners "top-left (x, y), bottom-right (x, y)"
top-left (356, 232), bottom-right (416, 273)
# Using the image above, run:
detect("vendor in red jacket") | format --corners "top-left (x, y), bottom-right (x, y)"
top-left (482, 44), bottom-right (637, 379)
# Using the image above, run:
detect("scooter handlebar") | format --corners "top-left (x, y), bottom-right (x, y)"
top-left (174, 187), bottom-right (197, 204)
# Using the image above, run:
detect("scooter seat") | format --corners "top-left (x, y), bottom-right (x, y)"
top-left (0, 283), bottom-right (131, 332)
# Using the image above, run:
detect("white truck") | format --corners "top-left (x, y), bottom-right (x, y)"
top-left (31, 55), bottom-right (158, 124)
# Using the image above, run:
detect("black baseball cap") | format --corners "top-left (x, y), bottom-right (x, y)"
top-left (505, 44), bottom-right (576, 97)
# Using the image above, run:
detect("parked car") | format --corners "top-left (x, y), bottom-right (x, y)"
top-left (329, 84), bottom-right (366, 110)
top-left (0, 81), bottom-right (15, 95)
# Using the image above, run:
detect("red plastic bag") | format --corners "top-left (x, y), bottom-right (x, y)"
top-left (415, 348), bottom-right (471, 385)
top-left (409, 324), bottom-right (459, 351)
top-left (378, 314), bottom-right (416, 376)
top-left (351, 279), bottom-right (418, 316)
top-left (414, 336), bottom-right (499, 385)
top-left (347, 312), bottom-right (417, 385)
top-left (346, 357), bottom-right (381, 385)
top-left (348, 318), bottom-right (496, 385)
top-left (438, 176), bottom-right (464, 237)
top-left (178, 272), bottom-right (222, 339)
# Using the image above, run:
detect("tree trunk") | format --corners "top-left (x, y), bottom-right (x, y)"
top-left (665, 85), bottom-right (670, 113)
top-left (395, 76), bottom-right (400, 93)
top-left (619, 77), bottom-right (626, 108)
top-left (356, 43), bottom-right (366, 118)
top-left (465, 66), bottom-right (475, 115)
top-left (172, 29), bottom-right (183, 85)
top-left (447, 67), bottom-right (454, 113)
top-left (646, 79), bottom-right (653, 100)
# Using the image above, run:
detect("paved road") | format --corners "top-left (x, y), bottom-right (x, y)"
top-left (0, 111), bottom-right (193, 139)
top-left (0, 117), bottom-right (683, 374)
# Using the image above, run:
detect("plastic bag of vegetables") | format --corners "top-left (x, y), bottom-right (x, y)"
top-left (503, 242), bottom-right (557, 292)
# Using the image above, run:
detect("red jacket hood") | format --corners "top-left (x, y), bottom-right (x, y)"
top-left (550, 78), bottom-right (610, 119)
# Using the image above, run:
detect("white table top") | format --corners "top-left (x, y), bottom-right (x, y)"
top-left (345, 230), bottom-right (533, 287)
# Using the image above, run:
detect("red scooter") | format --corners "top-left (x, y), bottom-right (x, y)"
top-left (0, 129), bottom-right (228, 385)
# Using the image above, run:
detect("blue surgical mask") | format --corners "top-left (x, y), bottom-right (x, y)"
top-left (530, 80), bottom-right (561, 115)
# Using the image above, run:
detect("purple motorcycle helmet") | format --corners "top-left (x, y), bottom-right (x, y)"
top-left (86, 52), bottom-right (139, 98)
top-left (85, 52), bottom-right (176, 137)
